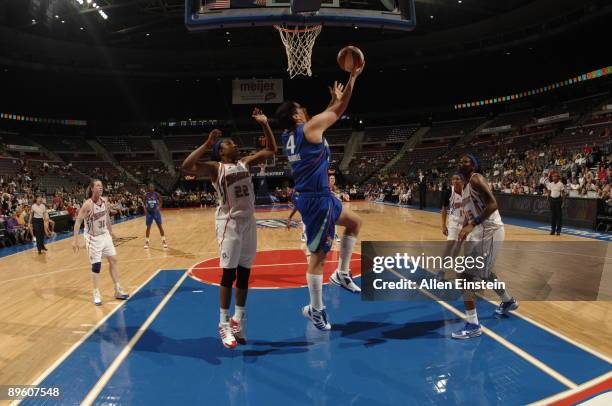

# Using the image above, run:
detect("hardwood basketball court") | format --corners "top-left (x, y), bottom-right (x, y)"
top-left (0, 202), bottom-right (610, 405)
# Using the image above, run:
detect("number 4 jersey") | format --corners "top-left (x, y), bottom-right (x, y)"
top-left (213, 160), bottom-right (255, 220)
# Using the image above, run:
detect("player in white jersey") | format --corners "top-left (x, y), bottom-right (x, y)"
top-left (436, 174), bottom-right (465, 281)
top-left (72, 179), bottom-right (129, 306)
top-left (452, 154), bottom-right (518, 339)
top-left (182, 108), bottom-right (276, 349)
top-left (441, 173), bottom-right (465, 241)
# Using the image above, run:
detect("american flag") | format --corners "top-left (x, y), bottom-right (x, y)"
top-left (203, 0), bottom-right (231, 10)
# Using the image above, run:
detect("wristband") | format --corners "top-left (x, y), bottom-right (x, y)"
top-left (472, 216), bottom-right (482, 226)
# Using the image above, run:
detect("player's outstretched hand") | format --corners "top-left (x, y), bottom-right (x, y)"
top-left (72, 238), bottom-right (80, 253)
top-left (206, 129), bottom-right (222, 146)
top-left (252, 108), bottom-right (268, 125)
top-left (328, 81), bottom-right (344, 102)
top-left (442, 225), bottom-right (448, 236)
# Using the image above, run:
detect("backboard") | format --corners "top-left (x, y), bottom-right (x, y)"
top-left (185, 0), bottom-right (416, 31)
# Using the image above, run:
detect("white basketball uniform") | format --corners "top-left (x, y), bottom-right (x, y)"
top-left (461, 173), bottom-right (505, 274)
top-left (446, 190), bottom-right (464, 241)
top-left (84, 198), bottom-right (116, 264)
top-left (213, 161), bottom-right (257, 269)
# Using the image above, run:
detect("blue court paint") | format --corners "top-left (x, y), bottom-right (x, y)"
top-left (0, 214), bottom-right (143, 260)
top-left (474, 300), bottom-right (611, 384)
top-left (20, 269), bottom-right (184, 406)
top-left (95, 278), bottom-right (567, 405)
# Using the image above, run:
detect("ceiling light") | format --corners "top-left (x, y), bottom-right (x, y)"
top-left (146, 33), bottom-right (150, 36)
top-left (99, 10), bottom-right (108, 19)
top-left (430, 15), bottom-right (434, 19)
top-left (61, 20), bottom-right (65, 24)
top-left (80, 27), bottom-right (84, 30)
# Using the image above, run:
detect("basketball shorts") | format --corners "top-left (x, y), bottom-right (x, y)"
top-left (462, 225), bottom-right (505, 282)
top-left (84, 232), bottom-right (116, 264)
top-left (215, 215), bottom-right (257, 269)
top-left (294, 191), bottom-right (343, 253)
top-left (146, 211), bottom-right (162, 226)
top-left (446, 218), bottom-right (463, 241)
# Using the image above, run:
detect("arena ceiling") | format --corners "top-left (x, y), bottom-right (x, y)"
top-left (0, 0), bottom-right (609, 75)
top-left (0, 0), bottom-right (609, 121)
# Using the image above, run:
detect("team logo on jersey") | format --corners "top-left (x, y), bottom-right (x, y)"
top-left (256, 219), bottom-right (300, 229)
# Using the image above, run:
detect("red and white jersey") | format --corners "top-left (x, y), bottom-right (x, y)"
top-left (462, 173), bottom-right (503, 228)
top-left (84, 198), bottom-right (109, 236)
top-left (213, 160), bottom-right (255, 220)
top-left (447, 190), bottom-right (464, 224)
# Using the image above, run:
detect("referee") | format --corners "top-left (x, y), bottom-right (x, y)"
top-left (28, 195), bottom-right (48, 254)
top-left (545, 171), bottom-right (565, 236)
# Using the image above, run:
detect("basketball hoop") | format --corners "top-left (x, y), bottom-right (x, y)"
top-left (274, 24), bottom-right (322, 78)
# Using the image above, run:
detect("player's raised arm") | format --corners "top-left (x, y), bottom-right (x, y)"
top-left (72, 200), bottom-right (91, 252)
top-left (303, 64), bottom-right (364, 143)
top-left (242, 108), bottom-right (277, 167)
top-left (181, 129), bottom-right (222, 181)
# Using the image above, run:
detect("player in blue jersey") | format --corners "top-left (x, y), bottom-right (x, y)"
top-left (274, 63), bottom-right (364, 331)
top-left (143, 184), bottom-right (167, 249)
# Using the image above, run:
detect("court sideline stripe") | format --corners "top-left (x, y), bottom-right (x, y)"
top-left (11, 269), bottom-right (163, 406)
top-left (80, 270), bottom-right (190, 406)
top-left (477, 293), bottom-right (612, 364)
top-left (528, 372), bottom-right (612, 405)
top-left (387, 267), bottom-right (579, 389)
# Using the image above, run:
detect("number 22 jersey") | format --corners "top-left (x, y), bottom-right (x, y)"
top-left (213, 160), bottom-right (255, 220)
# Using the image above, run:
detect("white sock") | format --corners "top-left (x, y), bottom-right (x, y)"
top-left (162, 236), bottom-right (166, 242)
top-left (234, 305), bottom-right (245, 321)
top-left (499, 291), bottom-right (511, 302)
top-left (91, 273), bottom-right (100, 290)
top-left (220, 308), bottom-right (229, 324)
top-left (339, 235), bottom-right (357, 273)
top-left (145, 238), bottom-right (149, 243)
top-left (307, 273), bottom-right (323, 311)
top-left (466, 309), bottom-right (479, 325)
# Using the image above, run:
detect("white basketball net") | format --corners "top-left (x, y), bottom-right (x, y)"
top-left (274, 24), bottom-right (322, 78)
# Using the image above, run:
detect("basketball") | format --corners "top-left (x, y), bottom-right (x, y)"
top-left (337, 45), bottom-right (365, 72)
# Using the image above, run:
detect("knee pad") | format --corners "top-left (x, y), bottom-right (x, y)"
top-left (220, 268), bottom-right (236, 288)
top-left (236, 266), bottom-right (251, 289)
top-left (92, 262), bottom-right (102, 274)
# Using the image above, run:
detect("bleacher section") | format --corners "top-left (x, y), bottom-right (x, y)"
top-left (363, 125), bottom-right (418, 144)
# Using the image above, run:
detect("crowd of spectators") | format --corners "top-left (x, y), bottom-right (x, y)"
top-left (0, 159), bottom-right (147, 248)
top-left (369, 129), bottom-right (612, 203)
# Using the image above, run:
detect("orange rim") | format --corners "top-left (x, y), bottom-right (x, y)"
top-left (273, 24), bottom-right (322, 33)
